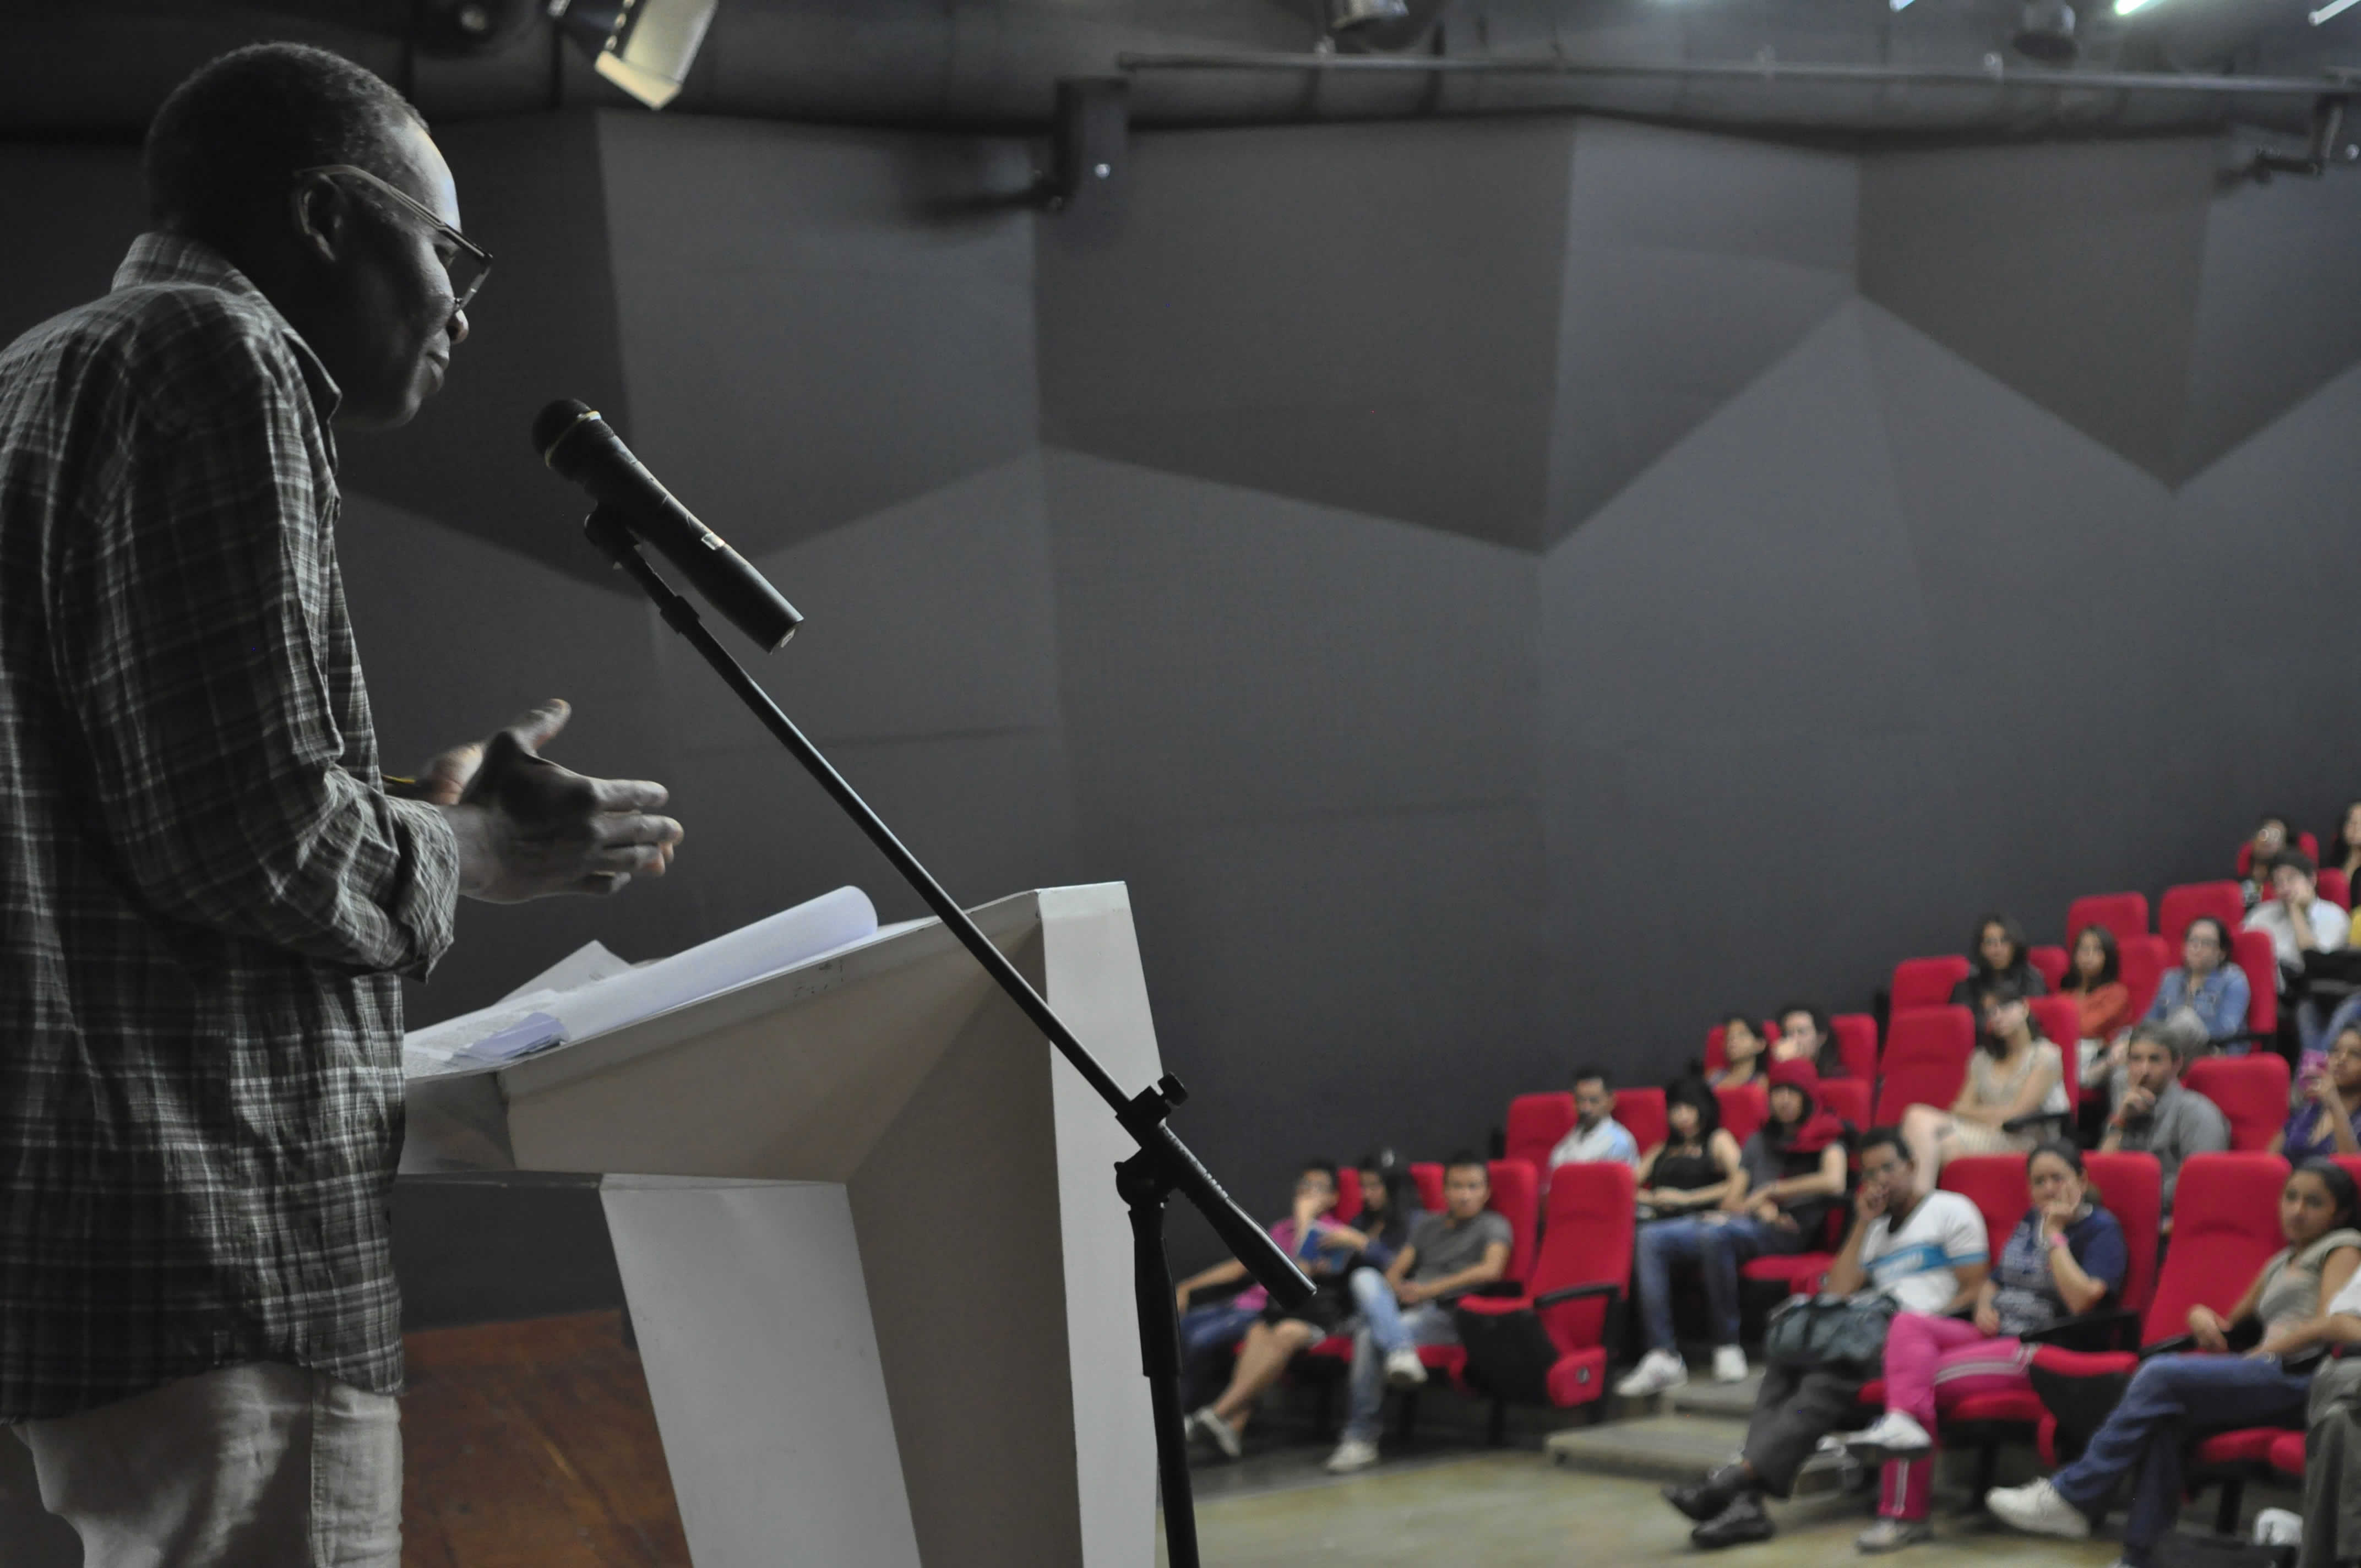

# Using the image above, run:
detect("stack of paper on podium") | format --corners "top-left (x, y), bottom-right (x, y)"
top-left (402, 883), bottom-right (1161, 1568)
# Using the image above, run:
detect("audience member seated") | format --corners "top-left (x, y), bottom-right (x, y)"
top-left (2058, 924), bottom-right (2133, 1085)
top-left (1841, 1141), bottom-right (2126, 1553)
top-left (1658, 1128), bottom-right (1989, 1550)
top-left (1548, 1064), bottom-right (1640, 1172)
top-left (2098, 1022), bottom-right (2231, 1219)
top-left (1769, 1003), bottom-right (1848, 1080)
top-left (2145, 916), bottom-right (2251, 1051)
top-left (2273, 1024), bottom-right (2361, 1162)
top-left (1898, 979), bottom-right (2068, 1190)
top-left (1637, 1077), bottom-right (1745, 1222)
top-left (1324, 1153), bottom-right (1511, 1474)
top-left (1950, 914), bottom-right (2049, 1006)
top-left (2243, 812), bottom-right (2296, 908)
top-left (1988, 1162), bottom-right (2361, 1567)
top-left (1175, 1159), bottom-right (1359, 1419)
top-left (1711, 1014), bottom-right (1767, 1090)
top-left (1615, 1060), bottom-right (1850, 1399)
top-left (2298, 1253), bottom-right (2361, 1568)
top-left (2329, 799), bottom-right (2361, 888)
top-left (2245, 850), bottom-right (2349, 1040)
top-left (1184, 1152), bottom-right (1424, 1458)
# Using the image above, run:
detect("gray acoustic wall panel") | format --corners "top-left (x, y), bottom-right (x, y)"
top-left (597, 112), bottom-right (1041, 559)
top-left (1547, 118), bottom-right (1857, 542)
top-left (1860, 138), bottom-right (2216, 483)
top-left (1036, 119), bottom-right (1575, 551)
top-left (1041, 448), bottom-right (1544, 1238)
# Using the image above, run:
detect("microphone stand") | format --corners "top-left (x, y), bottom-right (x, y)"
top-left (579, 505), bottom-right (1312, 1568)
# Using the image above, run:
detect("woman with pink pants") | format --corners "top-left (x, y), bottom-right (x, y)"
top-left (1843, 1142), bottom-right (2129, 1553)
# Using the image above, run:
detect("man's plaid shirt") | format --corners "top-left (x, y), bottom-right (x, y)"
top-left (0, 234), bottom-right (460, 1419)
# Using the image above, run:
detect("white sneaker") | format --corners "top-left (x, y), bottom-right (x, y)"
top-left (1615, 1349), bottom-right (1689, 1398)
top-left (1985, 1479), bottom-right (2092, 1540)
top-left (1193, 1406), bottom-right (1241, 1459)
top-left (1324, 1436), bottom-right (1380, 1473)
top-left (1712, 1346), bottom-right (1751, 1384)
top-left (1846, 1411), bottom-right (1934, 1464)
top-left (1383, 1347), bottom-right (1428, 1389)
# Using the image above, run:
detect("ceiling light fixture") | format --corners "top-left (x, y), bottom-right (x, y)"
top-left (2313, 0), bottom-right (2360, 23)
top-left (547, 0), bottom-right (717, 109)
top-left (1329, 0), bottom-right (1412, 28)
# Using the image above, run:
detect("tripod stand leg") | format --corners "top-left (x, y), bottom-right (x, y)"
top-left (1118, 1153), bottom-right (1201, 1568)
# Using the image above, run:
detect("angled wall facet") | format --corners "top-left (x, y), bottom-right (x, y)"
top-left (597, 112), bottom-right (1042, 559)
top-left (1547, 118), bottom-right (1857, 542)
top-left (1860, 138), bottom-right (2216, 484)
top-left (1036, 119), bottom-right (1575, 551)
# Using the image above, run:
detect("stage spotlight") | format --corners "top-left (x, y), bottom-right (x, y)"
top-left (2011, 0), bottom-right (2078, 61)
top-left (547, 0), bottom-right (717, 108)
top-left (1329, 0), bottom-right (1412, 31)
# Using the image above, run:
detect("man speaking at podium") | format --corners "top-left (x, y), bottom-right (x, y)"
top-left (0, 43), bottom-right (683, 1564)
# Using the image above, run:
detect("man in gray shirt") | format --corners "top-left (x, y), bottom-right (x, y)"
top-left (1325, 1152), bottom-right (1511, 1473)
top-left (2101, 1022), bottom-right (2231, 1217)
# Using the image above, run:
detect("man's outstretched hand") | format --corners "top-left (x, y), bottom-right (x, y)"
top-left (422, 700), bottom-right (684, 902)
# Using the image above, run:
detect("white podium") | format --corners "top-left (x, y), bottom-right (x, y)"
top-left (403, 884), bottom-right (1161, 1568)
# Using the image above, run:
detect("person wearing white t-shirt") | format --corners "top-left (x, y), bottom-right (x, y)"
top-left (1661, 1128), bottom-right (1989, 1551)
top-left (2298, 1263), bottom-right (2361, 1568)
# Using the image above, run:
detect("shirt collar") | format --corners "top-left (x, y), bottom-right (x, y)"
top-left (112, 232), bottom-right (342, 424)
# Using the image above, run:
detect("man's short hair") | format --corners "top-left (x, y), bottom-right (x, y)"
top-left (1442, 1150), bottom-right (1489, 1179)
top-left (1571, 1064), bottom-right (1612, 1092)
top-left (1777, 1003), bottom-right (1828, 1037)
top-left (1858, 1125), bottom-right (1910, 1163)
top-left (2126, 1019), bottom-right (2189, 1061)
top-left (2272, 848), bottom-right (2319, 880)
top-left (144, 43), bottom-right (425, 246)
top-left (1301, 1159), bottom-right (1339, 1189)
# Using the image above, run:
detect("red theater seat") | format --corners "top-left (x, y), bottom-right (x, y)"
top-left (1615, 1089), bottom-right (1667, 1162)
top-left (1334, 1166), bottom-right (1362, 1224)
top-left (2117, 935), bottom-right (2171, 1022)
top-left (2322, 867), bottom-right (2352, 910)
top-left (2028, 945), bottom-right (2069, 994)
top-left (2183, 1055), bottom-right (2293, 1153)
top-left (1875, 1007), bottom-right (1975, 1126)
top-left (1716, 1082), bottom-right (1768, 1148)
top-left (2068, 893), bottom-right (2150, 948)
top-left (2027, 995), bottom-right (2082, 1113)
top-left (2233, 928), bottom-right (2279, 1037)
top-left (1453, 1163), bottom-right (1636, 1423)
top-left (1891, 956), bottom-right (1971, 1014)
top-left (1411, 1162), bottom-right (1444, 1212)
top-left (1504, 1093), bottom-right (1575, 1179)
top-left (2159, 883), bottom-right (2246, 955)
top-left (1830, 1014), bottom-right (1878, 1081)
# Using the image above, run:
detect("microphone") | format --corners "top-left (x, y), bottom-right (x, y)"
top-left (533, 399), bottom-right (803, 651)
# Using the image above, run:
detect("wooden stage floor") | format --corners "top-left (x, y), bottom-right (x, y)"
top-left (402, 1311), bottom-right (688, 1568)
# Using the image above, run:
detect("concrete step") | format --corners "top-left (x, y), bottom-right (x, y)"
top-left (1547, 1404), bottom-right (1854, 1497)
top-left (1667, 1369), bottom-right (1764, 1419)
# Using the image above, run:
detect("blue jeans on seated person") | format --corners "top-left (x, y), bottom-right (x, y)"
top-left (1341, 1266), bottom-right (1459, 1444)
top-left (1633, 1213), bottom-right (1807, 1354)
top-left (1177, 1299), bottom-right (1262, 1406)
top-left (2047, 1352), bottom-right (2314, 1567)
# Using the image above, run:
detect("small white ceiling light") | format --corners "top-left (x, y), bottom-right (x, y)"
top-left (1330, 0), bottom-right (1412, 28)
top-left (547, 0), bottom-right (718, 109)
top-left (1891, 0), bottom-right (1917, 12)
top-left (2115, 0), bottom-right (2158, 13)
top-left (2313, 0), bottom-right (2360, 23)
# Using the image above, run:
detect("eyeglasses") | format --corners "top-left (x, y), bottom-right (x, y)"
top-left (296, 164), bottom-right (492, 313)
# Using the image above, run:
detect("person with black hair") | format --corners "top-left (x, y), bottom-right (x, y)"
top-left (1991, 1161), bottom-right (2361, 1566)
top-left (2329, 800), bottom-right (2361, 886)
top-left (1348, 1150), bottom-right (1426, 1273)
top-left (1949, 914), bottom-right (2049, 1006)
top-left (0, 42), bottom-right (683, 1559)
top-left (1618, 1059), bottom-right (1850, 1398)
top-left (1180, 1159), bottom-right (1370, 1459)
top-left (2145, 916), bottom-right (2251, 1047)
top-left (2244, 813), bottom-right (2297, 907)
top-left (1325, 1153), bottom-right (1509, 1473)
top-left (2099, 1022), bottom-right (2231, 1219)
top-left (1897, 979), bottom-right (2068, 1189)
top-left (2058, 924), bottom-right (2132, 1084)
top-left (1662, 1128), bottom-right (1988, 1550)
top-left (1711, 1014), bottom-right (1767, 1090)
top-left (1547, 1064), bottom-right (1639, 1172)
top-left (1636, 1077), bottom-right (1744, 1222)
top-left (1769, 1003), bottom-right (1849, 1080)
top-left (2246, 849), bottom-right (2349, 1000)
top-left (1844, 1142), bottom-right (2126, 1553)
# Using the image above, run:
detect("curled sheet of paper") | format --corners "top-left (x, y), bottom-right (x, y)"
top-left (400, 886), bottom-right (879, 1077)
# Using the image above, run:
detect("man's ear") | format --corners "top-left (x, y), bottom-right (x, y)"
top-left (286, 175), bottom-right (350, 265)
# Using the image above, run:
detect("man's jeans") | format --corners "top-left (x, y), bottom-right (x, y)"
top-left (1341, 1267), bottom-right (1459, 1444)
top-left (1633, 1214), bottom-right (1806, 1352)
top-left (2048, 1352), bottom-right (2312, 1568)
